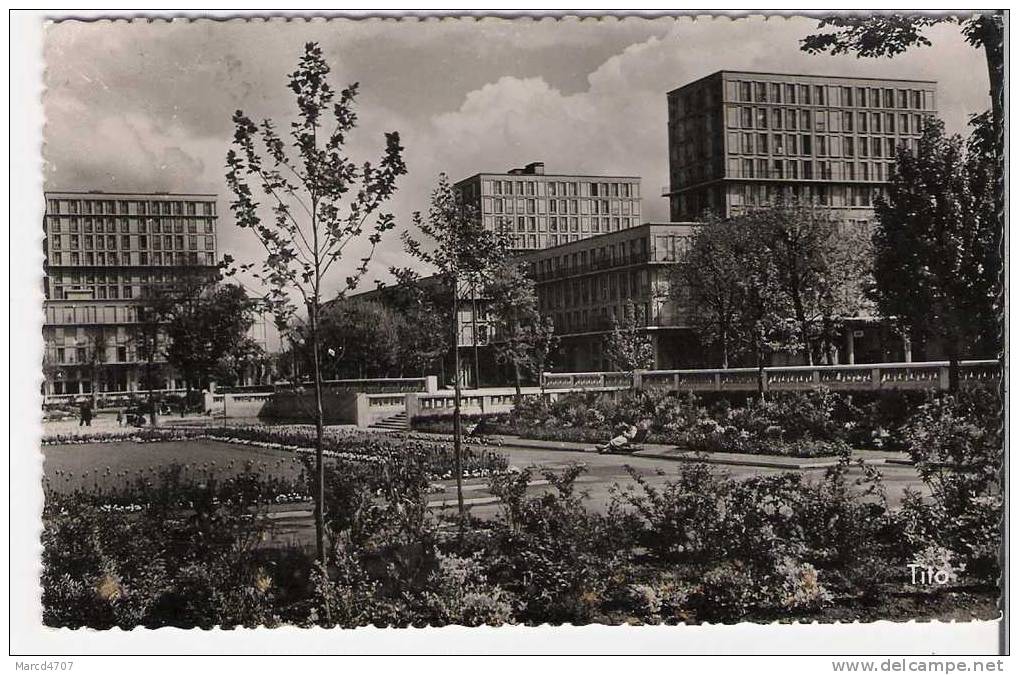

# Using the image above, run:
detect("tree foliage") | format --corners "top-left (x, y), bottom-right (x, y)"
top-left (871, 119), bottom-right (1000, 388)
top-left (679, 206), bottom-right (871, 371)
top-left (801, 14), bottom-right (1004, 153)
top-left (162, 283), bottom-right (259, 392)
top-left (483, 259), bottom-right (558, 396)
top-left (395, 174), bottom-right (510, 531)
top-left (225, 41), bottom-right (407, 567)
top-left (602, 300), bottom-right (655, 372)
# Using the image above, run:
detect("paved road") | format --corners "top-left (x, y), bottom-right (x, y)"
top-left (264, 442), bottom-right (926, 547)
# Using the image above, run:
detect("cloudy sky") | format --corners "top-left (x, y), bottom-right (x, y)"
top-left (44, 14), bottom-right (990, 302)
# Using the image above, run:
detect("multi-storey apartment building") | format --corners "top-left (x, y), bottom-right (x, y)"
top-left (519, 223), bottom-right (702, 371)
top-left (520, 221), bottom-right (912, 372)
top-left (666, 71), bottom-right (938, 222)
top-left (42, 191), bottom-right (218, 396)
top-left (454, 162), bottom-right (643, 252)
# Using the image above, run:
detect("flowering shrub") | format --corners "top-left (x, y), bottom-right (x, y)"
top-left (899, 385), bottom-right (1003, 583)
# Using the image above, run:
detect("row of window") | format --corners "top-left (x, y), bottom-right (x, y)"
top-left (484, 197), bottom-right (640, 217)
top-left (728, 81), bottom-right (933, 110)
top-left (549, 302), bottom-right (654, 335)
top-left (50, 234), bottom-right (215, 253)
top-left (478, 179), bottom-right (640, 199)
top-left (49, 345), bottom-right (132, 365)
top-left (726, 183), bottom-right (890, 208)
top-left (47, 216), bottom-right (216, 234)
top-left (731, 133), bottom-right (919, 159)
top-left (539, 269), bottom-right (652, 312)
top-left (47, 251), bottom-right (215, 268)
top-left (731, 159), bottom-right (899, 183)
top-left (47, 198), bottom-right (216, 216)
top-left (727, 107), bottom-right (931, 135)
top-left (530, 236), bottom-right (651, 279)
top-left (486, 215), bottom-right (640, 237)
top-left (504, 233), bottom-right (583, 249)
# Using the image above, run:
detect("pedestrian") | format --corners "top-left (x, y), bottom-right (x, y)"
top-left (79, 400), bottom-right (93, 427)
top-left (116, 409), bottom-right (124, 427)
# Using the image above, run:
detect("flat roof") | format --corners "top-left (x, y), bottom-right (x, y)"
top-left (668, 69), bottom-right (937, 95)
top-left (45, 190), bottom-right (218, 198)
top-left (519, 222), bottom-right (701, 259)
top-left (456, 172), bottom-right (641, 183)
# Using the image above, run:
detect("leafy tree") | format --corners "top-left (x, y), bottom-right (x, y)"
top-left (674, 218), bottom-right (751, 369)
top-left (81, 328), bottom-right (110, 407)
top-left (801, 14), bottom-right (1003, 150)
top-left (315, 298), bottom-right (402, 379)
top-left (871, 119), bottom-right (1000, 390)
top-left (130, 265), bottom-right (217, 425)
top-left (483, 259), bottom-right (558, 399)
top-left (602, 300), bottom-right (655, 373)
top-left (748, 204), bottom-right (871, 365)
top-left (678, 214), bottom-right (800, 395)
top-left (162, 284), bottom-right (259, 403)
top-left (211, 336), bottom-right (272, 387)
top-left (225, 42), bottom-right (407, 566)
top-left (385, 269), bottom-right (450, 378)
top-left (396, 174), bottom-right (509, 533)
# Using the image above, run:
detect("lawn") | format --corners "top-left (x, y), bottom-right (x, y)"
top-left (42, 439), bottom-right (306, 494)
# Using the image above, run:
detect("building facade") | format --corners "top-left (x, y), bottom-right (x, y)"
top-left (519, 223), bottom-right (702, 372)
top-left (454, 162), bottom-right (643, 252)
top-left (519, 222), bottom-right (914, 372)
top-left (666, 71), bottom-right (938, 222)
top-left (42, 191), bottom-right (218, 397)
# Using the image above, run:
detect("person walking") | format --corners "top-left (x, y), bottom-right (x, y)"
top-left (78, 400), bottom-right (93, 427)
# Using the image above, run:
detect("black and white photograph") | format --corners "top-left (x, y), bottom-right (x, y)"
top-left (9, 8), bottom-right (1007, 661)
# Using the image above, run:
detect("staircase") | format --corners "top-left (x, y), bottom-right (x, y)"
top-left (369, 411), bottom-right (408, 431)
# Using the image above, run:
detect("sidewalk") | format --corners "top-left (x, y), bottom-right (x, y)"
top-left (481, 434), bottom-right (912, 470)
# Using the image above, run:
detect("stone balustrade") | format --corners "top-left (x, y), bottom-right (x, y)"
top-left (542, 360), bottom-right (1000, 394)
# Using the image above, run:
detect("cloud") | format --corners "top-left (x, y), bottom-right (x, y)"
top-left (42, 15), bottom-right (991, 306)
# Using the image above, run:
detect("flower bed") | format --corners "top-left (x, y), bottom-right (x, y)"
top-left (43, 425), bottom-right (509, 481)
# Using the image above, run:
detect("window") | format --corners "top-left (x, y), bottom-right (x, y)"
top-left (885, 113), bottom-right (895, 133)
top-left (772, 108), bottom-right (782, 129)
top-left (843, 111), bottom-right (854, 131)
top-left (842, 86), bottom-right (853, 106)
top-left (886, 137), bottom-right (897, 158)
top-left (859, 137), bottom-right (869, 158)
top-left (814, 85), bottom-right (825, 105)
top-left (872, 137), bottom-right (882, 158)
top-left (740, 107), bottom-right (753, 128)
top-left (773, 134), bottom-right (784, 154)
top-left (122, 235), bottom-right (130, 249)
top-left (817, 136), bottom-right (828, 156)
top-left (739, 81), bottom-right (752, 101)
top-left (801, 135), bottom-right (812, 155)
top-left (871, 113), bottom-right (882, 133)
top-left (784, 83), bottom-right (796, 103)
top-left (754, 81), bottom-right (767, 102)
top-left (756, 109), bottom-right (768, 129)
top-left (757, 133), bottom-right (768, 154)
top-left (798, 84), bottom-right (810, 104)
top-left (844, 137), bottom-right (855, 158)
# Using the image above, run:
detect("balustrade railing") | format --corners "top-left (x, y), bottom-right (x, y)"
top-left (542, 360), bottom-right (1000, 394)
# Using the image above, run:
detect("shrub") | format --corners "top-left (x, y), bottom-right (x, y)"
top-left (900, 385), bottom-right (1003, 583)
top-left (485, 465), bottom-right (621, 624)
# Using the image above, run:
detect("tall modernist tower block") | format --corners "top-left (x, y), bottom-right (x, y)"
top-left (42, 191), bottom-right (218, 396)
top-left (666, 71), bottom-right (937, 222)
top-left (455, 162), bottom-right (642, 252)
